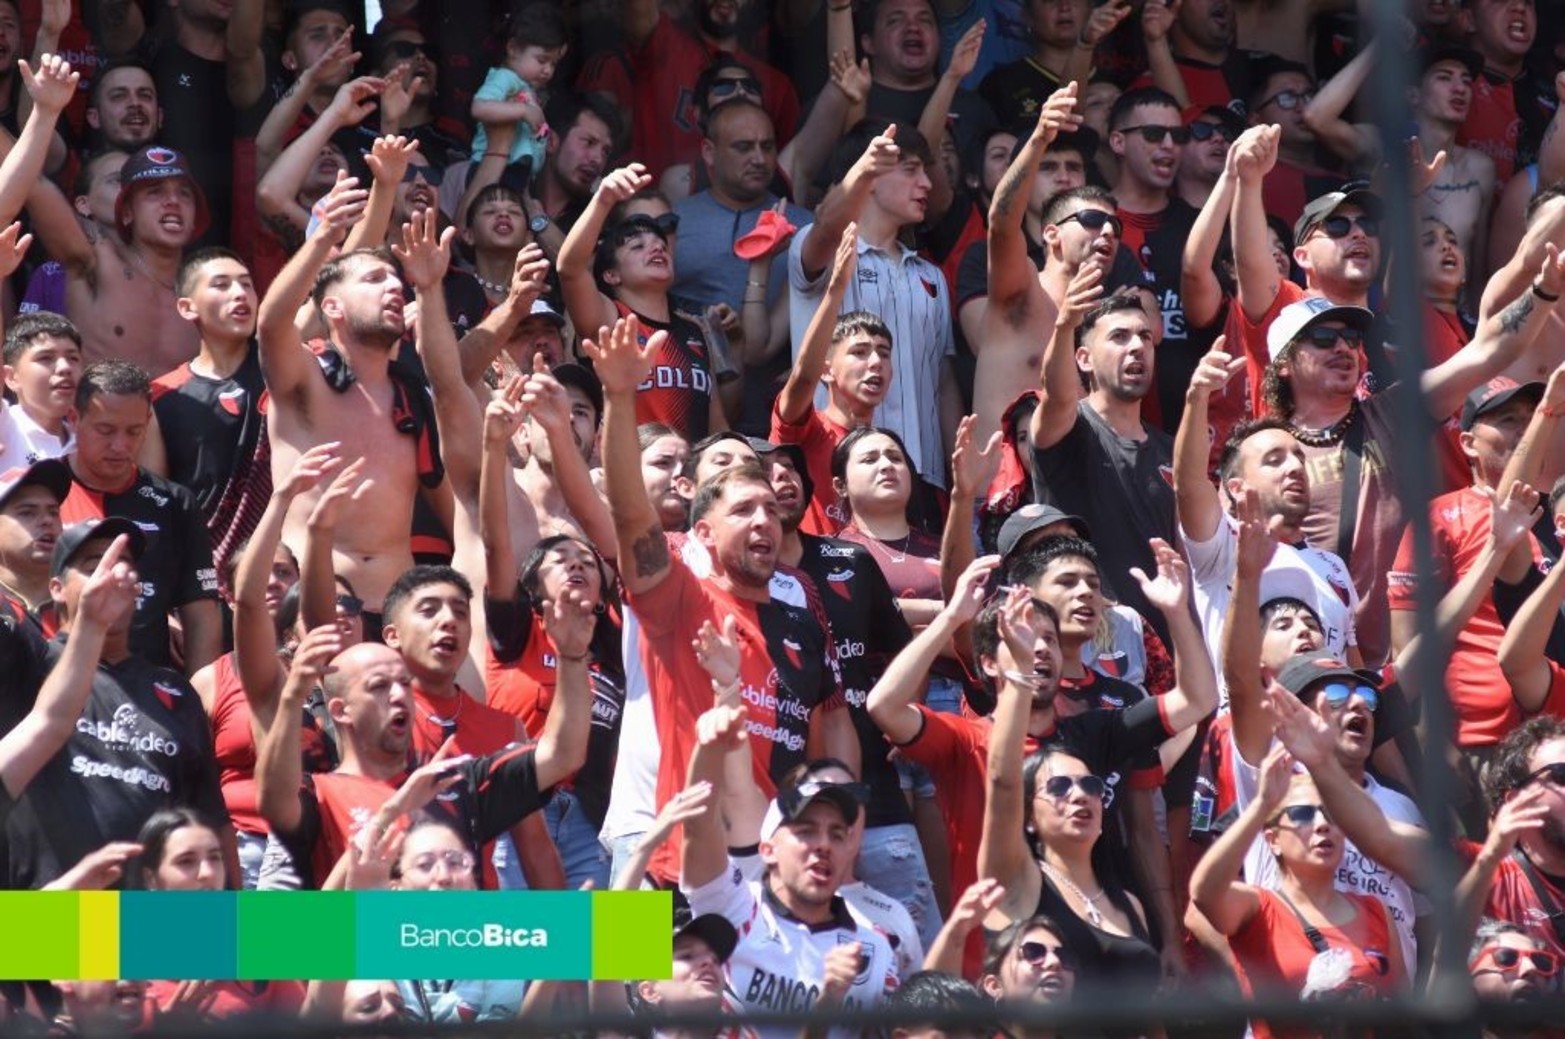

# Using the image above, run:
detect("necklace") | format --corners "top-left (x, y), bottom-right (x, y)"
top-left (422, 692), bottom-right (465, 736)
top-left (1040, 859), bottom-right (1107, 926)
top-left (882, 531), bottom-right (913, 564)
top-left (474, 272), bottom-right (511, 296)
top-left (126, 249), bottom-right (175, 291)
top-left (1288, 401), bottom-right (1358, 448)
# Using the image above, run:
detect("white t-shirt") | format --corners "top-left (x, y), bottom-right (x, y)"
top-left (0, 401), bottom-right (70, 474)
top-left (684, 859), bottom-right (900, 1039)
top-left (600, 536), bottom-right (809, 842)
top-left (1231, 741), bottom-right (1425, 975)
top-left (1182, 515), bottom-right (1358, 707)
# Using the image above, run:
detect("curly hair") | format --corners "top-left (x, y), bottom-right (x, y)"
top-left (1484, 715), bottom-right (1565, 817)
top-left (1261, 342), bottom-right (1297, 419)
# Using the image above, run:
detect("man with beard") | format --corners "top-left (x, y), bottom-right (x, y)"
top-left (257, 178), bottom-right (442, 625)
top-left (595, 313), bottom-right (855, 887)
top-left (84, 61), bottom-right (160, 153)
top-left (859, 0), bottom-right (995, 162)
top-left (1175, 344), bottom-right (1359, 675)
top-left (574, 0), bottom-right (798, 180)
top-left (522, 93), bottom-right (619, 249)
top-left (1029, 274), bottom-right (1175, 643)
top-left (753, 438), bottom-right (938, 947)
top-left (1469, 921), bottom-right (1560, 1014)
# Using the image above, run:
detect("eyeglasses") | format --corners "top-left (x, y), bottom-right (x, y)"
top-left (1058, 210), bottom-right (1123, 237)
top-left (1298, 325), bottom-right (1368, 350)
top-left (1473, 946), bottom-right (1559, 976)
top-left (1271, 803), bottom-right (1330, 828)
top-left (710, 77), bottom-right (762, 101)
top-left (1041, 775), bottom-right (1106, 801)
top-left (1259, 88), bottom-right (1316, 111)
top-left (1524, 762), bottom-right (1565, 789)
top-left (1313, 214), bottom-right (1380, 240)
top-left (1019, 941), bottom-right (1079, 971)
top-left (401, 164), bottom-right (444, 187)
top-left (1189, 121), bottom-right (1234, 144)
top-left (406, 850), bottom-right (475, 875)
top-left (1118, 124), bottom-right (1191, 145)
top-left (336, 594), bottom-right (364, 617)
top-left (385, 39), bottom-right (431, 61)
top-left (1319, 681), bottom-right (1378, 712)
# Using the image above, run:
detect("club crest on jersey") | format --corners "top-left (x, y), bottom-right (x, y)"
top-left (782, 637), bottom-right (803, 670)
top-left (218, 388), bottom-right (245, 416)
top-left (152, 682), bottom-right (182, 711)
top-left (1159, 464), bottom-right (1175, 487)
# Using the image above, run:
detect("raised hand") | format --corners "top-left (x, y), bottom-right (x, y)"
top-left (284, 624), bottom-right (345, 703)
top-left (1081, 0), bottom-right (1132, 46)
top-left (1536, 242), bottom-right (1565, 300)
top-left (851, 125), bottom-right (901, 181)
top-left (508, 243), bottom-right (552, 309)
top-left (1231, 125), bottom-right (1280, 181)
top-left (645, 780), bottom-right (715, 847)
top-left (327, 76), bottom-right (385, 127)
top-left (43, 841), bottom-right (143, 890)
top-left (581, 317), bottom-right (659, 396)
top-left (997, 584), bottom-right (1043, 668)
top-left (1141, 0), bottom-right (1181, 43)
top-left (1254, 743), bottom-right (1296, 815)
top-left (1187, 337), bottom-right (1244, 400)
top-left (521, 357), bottom-right (571, 434)
top-left (280, 441), bottom-right (346, 498)
top-left (39, 0), bottom-right (70, 37)
top-left (20, 54), bottom-right (78, 115)
top-left (829, 49), bottom-right (871, 106)
top-left (693, 615), bottom-right (743, 692)
top-left (391, 207), bottom-right (456, 290)
top-left (1542, 359), bottom-right (1565, 418)
top-left (305, 29), bottom-right (360, 90)
top-left (944, 877), bottom-right (1007, 934)
top-left (945, 19), bottom-right (985, 83)
top-left (1483, 784), bottom-right (1551, 859)
top-left (76, 535), bottom-right (140, 633)
top-left (696, 703), bottom-right (749, 752)
top-left (1031, 82), bottom-right (1082, 148)
top-left (155, 980), bottom-right (219, 1023)
top-left (1264, 683), bottom-right (1334, 770)
top-left (1128, 538), bottom-right (1189, 614)
top-left (384, 737), bottom-right (468, 818)
top-left (484, 375), bottom-right (528, 448)
top-left (543, 585), bottom-right (597, 661)
top-left (1488, 480), bottom-right (1543, 554)
top-left (341, 822), bottom-right (404, 891)
top-left (826, 220), bottom-right (858, 291)
top-left (0, 222), bottom-right (34, 281)
top-left (310, 170), bottom-right (370, 244)
top-left (378, 62), bottom-right (417, 128)
top-left (1056, 257), bottom-right (1105, 328)
top-left (365, 135), bottom-right (420, 187)
top-left (950, 414), bottom-right (1003, 499)
top-left (596, 163), bottom-right (652, 206)
top-left (1233, 488), bottom-right (1277, 579)
top-left (1408, 136), bottom-right (1447, 197)
top-left (305, 457), bottom-right (371, 532)
top-left (946, 554), bottom-right (1001, 625)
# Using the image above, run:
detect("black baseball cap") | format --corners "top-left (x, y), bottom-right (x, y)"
top-left (761, 775), bottom-right (866, 841)
top-left (1460, 376), bottom-right (1544, 431)
top-left (115, 146), bottom-right (210, 242)
top-left (51, 518), bottom-right (145, 578)
top-left (745, 437), bottom-right (814, 504)
top-left (1274, 650), bottom-right (1381, 702)
top-left (1293, 187), bottom-right (1382, 248)
top-left (0, 459), bottom-right (70, 511)
top-left (997, 503), bottom-right (1092, 559)
top-left (673, 907), bottom-right (738, 963)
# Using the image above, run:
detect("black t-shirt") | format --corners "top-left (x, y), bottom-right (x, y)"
top-left (4, 643), bottom-right (228, 888)
top-left (150, 43), bottom-right (236, 248)
top-left (865, 82), bottom-right (997, 162)
top-left (979, 57), bottom-right (1066, 129)
top-left (1135, 198), bottom-right (1219, 433)
top-left (150, 346), bottom-right (268, 524)
top-left (792, 535), bottom-right (913, 829)
top-left (1029, 402), bottom-right (1176, 644)
top-left (62, 468), bottom-right (221, 668)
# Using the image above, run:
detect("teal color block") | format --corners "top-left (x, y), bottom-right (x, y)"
top-left (119, 892), bottom-right (236, 980)
top-left (356, 891), bottom-right (592, 980)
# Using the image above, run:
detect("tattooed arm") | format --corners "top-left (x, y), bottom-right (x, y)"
top-left (988, 84), bottom-right (1079, 315)
top-left (1423, 248), bottom-right (1564, 419)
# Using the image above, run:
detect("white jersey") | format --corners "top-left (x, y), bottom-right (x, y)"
top-left (0, 400), bottom-right (70, 473)
top-left (601, 536), bottom-right (810, 842)
top-left (1232, 742), bottom-right (1425, 975)
top-left (685, 858), bottom-right (900, 1039)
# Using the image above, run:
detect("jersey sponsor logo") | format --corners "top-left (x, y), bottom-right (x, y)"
top-left (814, 544), bottom-right (856, 559)
top-left (217, 387), bottom-right (246, 417)
top-left (740, 681), bottom-right (811, 724)
top-left (77, 704), bottom-right (181, 757)
top-left (138, 484), bottom-right (170, 507)
top-left (637, 365), bottom-right (711, 394)
top-left (835, 639), bottom-right (866, 662)
top-left (70, 756), bottom-right (172, 792)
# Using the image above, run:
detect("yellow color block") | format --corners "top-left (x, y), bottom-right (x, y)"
top-left (77, 891), bottom-right (119, 980)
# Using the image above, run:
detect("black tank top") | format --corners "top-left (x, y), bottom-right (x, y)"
top-left (1036, 869), bottom-right (1161, 993)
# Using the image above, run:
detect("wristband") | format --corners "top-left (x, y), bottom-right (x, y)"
top-left (1542, 403), bottom-right (1565, 418)
top-left (747, 279), bottom-right (766, 288)
top-left (1534, 281), bottom-right (1561, 303)
top-left (1001, 669), bottom-right (1045, 688)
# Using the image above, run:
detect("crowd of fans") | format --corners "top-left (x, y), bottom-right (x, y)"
top-left (3, 0), bottom-right (1565, 1034)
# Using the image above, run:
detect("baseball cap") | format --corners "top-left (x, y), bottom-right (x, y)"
top-left (1189, 104), bottom-right (1247, 141)
top-left (1292, 187), bottom-right (1381, 248)
top-left (526, 298), bottom-right (566, 327)
top-left (1265, 297), bottom-right (1375, 362)
top-left (1274, 650), bottom-right (1381, 702)
top-left (1460, 376), bottom-right (1545, 431)
top-left (114, 146), bottom-right (211, 243)
top-left (51, 517), bottom-right (145, 578)
top-left (673, 907), bottom-right (738, 963)
top-left (1417, 43), bottom-right (1483, 80)
top-left (745, 437), bottom-right (814, 504)
top-left (997, 503), bottom-right (1092, 559)
top-left (551, 362), bottom-right (604, 424)
top-left (759, 775), bottom-right (867, 842)
top-left (0, 459), bottom-right (70, 511)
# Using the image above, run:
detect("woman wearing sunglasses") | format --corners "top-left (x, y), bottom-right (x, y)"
top-left (978, 915), bottom-right (1078, 1018)
top-left (1192, 746), bottom-right (1403, 1036)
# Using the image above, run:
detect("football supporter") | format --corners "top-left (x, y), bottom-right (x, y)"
top-left (0, 309), bottom-right (80, 475)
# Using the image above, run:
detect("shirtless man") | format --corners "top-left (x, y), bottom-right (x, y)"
top-left (23, 137), bottom-right (204, 374)
top-left (257, 174), bottom-right (429, 619)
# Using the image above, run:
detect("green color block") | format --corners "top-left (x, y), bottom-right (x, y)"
top-left (592, 890), bottom-right (673, 980)
top-left (237, 892), bottom-right (357, 980)
top-left (0, 892), bottom-right (79, 979)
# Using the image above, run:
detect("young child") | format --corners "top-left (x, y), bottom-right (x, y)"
top-left (469, 4), bottom-right (568, 175)
top-left (0, 311), bottom-right (83, 471)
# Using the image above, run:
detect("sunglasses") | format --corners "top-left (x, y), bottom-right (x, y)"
top-left (336, 594), bottom-right (364, 617)
top-left (1298, 325), bottom-right (1368, 350)
top-left (1473, 946), bottom-right (1559, 976)
top-left (1314, 214), bottom-right (1380, 240)
top-left (1041, 775), bottom-right (1106, 801)
top-left (711, 77), bottom-right (762, 101)
top-left (1524, 762), bottom-right (1565, 789)
top-left (401, 164), bottom-right (444, 187)
top-left (1319, 681), bottom-right (1378, 712)
top-left (1019, 941), bottom-right (1079, 971)
top-left (1189, 121), bottom-right (1234, 143)
top-left (385, 39), bottom-right (431, 61)
top-left (794, 778), bottom-right (872, 805)
top-left (1118, 124), bottom-right (1191, 145)
top-left (1271, 803), bottom-right (1330, 828)
top-left (1059, 209), bottom-right (1123, 237)
top-left (1260, 88), bottom-right (1316, 111)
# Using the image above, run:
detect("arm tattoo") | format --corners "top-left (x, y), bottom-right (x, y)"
top-left (629, 521), bottom-right (670, 579)
top-left (991, 159), bottom-right (1029, 223)
top-left (1499, 290), bottom-right (1536, 336)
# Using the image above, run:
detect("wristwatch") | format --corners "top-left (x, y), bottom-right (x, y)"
top-left (530, 214), bottom-right (551, 234)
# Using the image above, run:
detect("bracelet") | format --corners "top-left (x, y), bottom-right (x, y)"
top-left (558, 651), bottom-right (590, 663)
top-left (1533, 281), bottom-right (1561, 303)
top-left (747, 279), bottom-right (766, 288)
top-left (1001, 669), bottom-right (1045, 689)
top-left (712, 677), bottom-right (742, 697)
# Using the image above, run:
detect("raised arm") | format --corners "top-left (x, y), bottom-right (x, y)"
top-left (583, 317), bottom-right (668, 595)
top-left (694, 615), bottom-right (770, 846)
top-left (680, 704), bottom-right (750, 890)
top-left (254, 625), bottom-right (343, 835)
top-left (938, 416), bottom-right (1000, 603)
top-left (1498, 538), bottom-right (1565, 713)
top-left (1138, 0), bottom-right (1189, 107)
top-left (454, 121), bottom-right (517, 230)
top-left (1300, 43), bottom-right (1381, 165)
top-left (345, 133), bottom-right (419, 254)
top-left (867, 556), bottom-right (997, 744)
top-left (521, 360), bottom-right (616, 552)
top-left (479, 377), bottom-right (533, 597)
top-left (1230, 125), bottom-right (1284, 323)
top-left (781, 53), bottom-right (859, 203)
top-left (777, 221), bottom-right (857, 425)
top-left (915, 20), bottom-right (984, 224)
top-left (2, 56), bottom-right (75, 224)
top-left (557, 164), bottom-right (649, 336)
top-left (1181, 157), bottom-right (1239, 331)
top-left (257, 173), bottom-right (369, 399)
top-left (1223, 489), bottom-right (1277, 766)
top-left (225, 0), bottom-right (268, 108)
top-left (457, 244), bottom-right (549, 385)
top-left (258, 77), bottom-right (383, 239)
top-left (1174, 340), bottom-right (1244, 542)
top-left (799, 126), bottom-right (901, 280)
top-left (531, 590), bottom-right (596, 790)
top-left (1131, 539), bottom-right (1218, 732)
top-left (0, 536), bottom-right (135, 799)
top-left (1029, 259), bottom-right (1103, 452)
top-left (1190, 746), bottom-right (1287, 935)
top-left (300, 460), bottom-right (370, 636)
top-left (989, 84), bottom-right (1080, 310)
top-left (1480, 190), bottom-right (1565, 324)
top-left (255, 32), bottom-right (360, 175)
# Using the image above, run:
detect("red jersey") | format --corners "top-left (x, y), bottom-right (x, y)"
top-left (770, 401), bottom-right (850, 535)
top-left (1235, 280), bottom-right (1308, 415)
top-left (1460, 72), bottom-right (1521, 185)
top-left (626, 550), bottom-right (843, 883)
top-left (1260, 161), bottom-right (1349, 232)
top-left (304, 770), bottom-right (404, 887)
top-left (145, 980), bottom-right (304, 1021)
top-left (485, 610), bottom-right (554, 737)
top-left (575, 14), bottom-right (798, 179)
top-left (1464, 841), bottom-right (1565, 960)
top-left (616, 300), bottom-right (717, 441)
